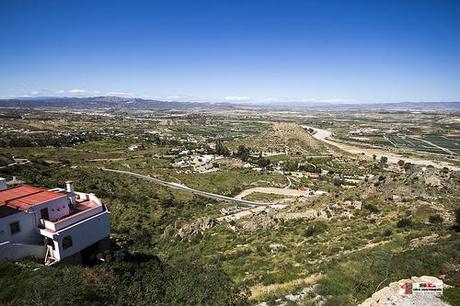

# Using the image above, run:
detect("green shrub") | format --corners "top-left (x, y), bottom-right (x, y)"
top-left (428, 214), bottom-right (443, 224)
top-left (364, 203), bottom-right (380, 213)
top-left (382, 228), bottom-right (392, 237)
top-left (0, 251), bottom-right (250, 306)
top-left (304, 222), bottom-right (328, 237)
top-left (397, 217), bottom-right (413, 228)
top-left (442, 287), bottom-right (460, 306)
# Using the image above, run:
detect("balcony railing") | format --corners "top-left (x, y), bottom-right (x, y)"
top-left (40, 205), bottom-right (103, 232)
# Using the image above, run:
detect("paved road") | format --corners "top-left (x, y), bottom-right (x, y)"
top-left (0, 158), bottom-right (30, 169)
top-left (303, 125), bottom-right (460, 171)
top-left (101, 168), bottom-right (276, 206)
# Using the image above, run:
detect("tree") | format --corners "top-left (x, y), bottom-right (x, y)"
top-left (299, 163), bottom-right (318, 173)
top-left (333, 177), bottom-right (343, 186)
top-left (404, 162), bottom-right (413, 172)
top-left (215, 140), bottom-right (230, 156)
top-left (257, 155), bottom-right (270, 168)
top-left (236, 145), bottom-right (250, 162)
top-left (454, 208), bottom-right (460, 232)
top-left (284, 160), bottom-right (298, 172)
top-left (304, 222), bottom-right (328, 237)
top-left (397, 217), bottom-right (412, 228)
top-left (364, 203), bottom-right (380, 214)
top-left (380, 156), bottom-right (388, 165)
top-left (397, 160), bottom-right (405, 167)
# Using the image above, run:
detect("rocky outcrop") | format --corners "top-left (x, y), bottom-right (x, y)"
top-left (360, 276), bottom-right (448, 306)
top-left (175, 217), bottom-right (217, 240)
top-left (162, 217), bottom-right (218, 241)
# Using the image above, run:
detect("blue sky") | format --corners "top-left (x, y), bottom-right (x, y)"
top-left (0, 0), bottom-right (459, 103)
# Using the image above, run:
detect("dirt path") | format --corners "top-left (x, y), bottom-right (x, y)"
top-left (284, 176), bottom-right (292, 189)
top-left (217, 206), bottom-right (267, 221)
top-left (303, 125), bottom-right (460, 171)
top-left (250, 273), bottom-right (322, 299)
top-left (235, 187), bottom-right (306, 199)
top-left (277, 209), bottom-right (327, 221)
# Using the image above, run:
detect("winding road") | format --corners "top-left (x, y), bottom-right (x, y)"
top-left (303, 125), bottom-right (460, 171)
top-left (101, 168), bottom-right (277, 206)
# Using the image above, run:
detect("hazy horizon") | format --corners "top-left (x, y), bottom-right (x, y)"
top-left (3, 94), bottom-right (460, 106)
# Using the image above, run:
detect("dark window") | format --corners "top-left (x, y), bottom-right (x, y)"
top-left (62, 236), bottom-right (73, 249)
top-left (10, 221), bottom-right (20, 234)
top-left (40, 208), bottom-right (50, 220)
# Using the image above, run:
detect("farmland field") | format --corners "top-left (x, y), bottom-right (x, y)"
top-left (421, 135), bottom-right (460, 155)
top-left (388, 135), bottom-right (460, 154)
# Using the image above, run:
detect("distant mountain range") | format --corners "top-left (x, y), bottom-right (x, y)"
top-left (0, 96), bottom-right (459, 112)
top-left (0, 96), bottom-right (233, 110)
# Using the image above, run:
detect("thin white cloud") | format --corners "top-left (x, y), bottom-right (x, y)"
top-left (69, 89), bottom-right (87, 94)
top-left (224, 96), bottom-right (251, 101)
top-left (154, 95), bottom-right (215, 102)
top-left (319, 98), bottom-right (355, 103)
top-left (260, 97), bottom-right (356, 104)
top-left (30, 91), bottom-right (40, 95)
top-left (105, 92), bottom-right (135, 97)
top-left (55, 90), bottom-right (65, 94)
top-left (165, 95), bottom-right (189, 100)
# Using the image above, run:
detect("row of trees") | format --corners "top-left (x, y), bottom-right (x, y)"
top-left (0, 132), bottom-right (103, 148)
top-left (216, 141), bottom-right (271, 167)
top-left (216, 141), bottom-right (325, 172)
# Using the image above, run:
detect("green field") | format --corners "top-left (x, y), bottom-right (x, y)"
top-left (388, 135), bottom-right (447, 154)
top-left (422, 135), bottom-right (460, 154)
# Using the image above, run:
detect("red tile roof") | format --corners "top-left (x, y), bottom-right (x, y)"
top-left (0, 185), bottom-right (66, 211)
top-left (0, 185), bottom-right (43, 204)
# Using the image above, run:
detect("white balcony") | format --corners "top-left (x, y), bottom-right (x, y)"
top-left (40, 201), bottom-right (104, 232)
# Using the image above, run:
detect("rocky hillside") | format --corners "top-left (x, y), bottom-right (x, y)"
top-left (231, 123), bottom-right (327, 154)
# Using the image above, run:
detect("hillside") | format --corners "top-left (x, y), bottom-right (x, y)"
top-left (229, 123), bottom-right (328, 155)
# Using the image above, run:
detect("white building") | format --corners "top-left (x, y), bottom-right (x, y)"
top-left (128, 144), bottom-right (143, 151)
top-left (0, 179), bottom-right (110, 265)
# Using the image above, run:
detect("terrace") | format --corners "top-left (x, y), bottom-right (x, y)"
top-left (40, 193), bottom-right (105, 233)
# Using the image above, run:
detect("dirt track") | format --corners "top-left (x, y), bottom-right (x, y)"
top-left (235, 187), bottom-right (306, 199)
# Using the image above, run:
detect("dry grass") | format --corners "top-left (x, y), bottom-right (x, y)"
top-left (250, 273), bottom-right (323, 299)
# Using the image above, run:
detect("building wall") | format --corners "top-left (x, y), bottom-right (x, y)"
top-left (29, 197), bottom-right (70, 223)
top-left (0, 241), bottom-right (46, 261)
top-left (0, 211), bottom-right (40, 244)
top-left (52, 211), bottom-right (110, 261)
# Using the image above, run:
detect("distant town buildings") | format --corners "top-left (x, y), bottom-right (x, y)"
top-left (0, 179), bottom-right (110, 265)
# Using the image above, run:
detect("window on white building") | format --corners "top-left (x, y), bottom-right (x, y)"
top-left (62, 236), bottom-right (73, 249)
top-left (40, 208), bottom-right (50, 220)
top-left (9, 221), bottom-right (20, 234)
